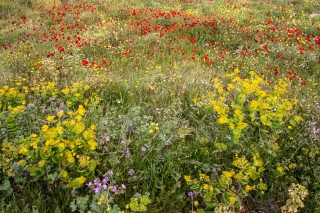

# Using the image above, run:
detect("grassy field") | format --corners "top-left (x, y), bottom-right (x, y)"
top-left (0, 0), bottom-right (319, 212)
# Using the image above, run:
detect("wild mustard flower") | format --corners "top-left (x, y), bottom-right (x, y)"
top-left (78, 105), bottom-right (86, 116)
top-left (199, 174), bottom-right (206, 179)
top-left (203, 184), bottom-right (209, 190)
top-left (46, 115), bottom-right (55, 122)
top-left (245, 185), bottom-right (253, 192)
top-left (76, 176), bottom-right (87, 184)
top-left (229, 196), bottom-right (236, 204)
top-left (39, 160), bottom-right (46, 167)
top-left (232, 157), bottom-right (248, 169)
top-left (18, 147), bottom-right (28, 155)
top-left (18, 159), bottom-right (26, 166)
top-left (218, 116), bottom-right (229, 124)
top-left (276, 166), bottom-right (284, 175)
top-left (257, 181), bottom-right (267, 193)
top-left (57, 111), bottom-right (63, 117)
top-left (184, 175), bottom-right (191, 182)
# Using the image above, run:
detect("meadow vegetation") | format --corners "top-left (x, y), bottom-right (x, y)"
top-left (0, 0), bottom-right (319, 212)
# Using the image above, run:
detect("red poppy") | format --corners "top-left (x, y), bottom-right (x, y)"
top-left (82, 59), bottom-right (88, 66)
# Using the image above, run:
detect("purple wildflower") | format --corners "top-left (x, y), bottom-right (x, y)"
top-left (111, 186), bottom-right (117, 192)
top-left (94, 178), bottom-right (100, 184)
top-left (107, 170), bottom-right (114, 176)
top-left (94, 187), bottom-right (100, 194)
top-left (126, 152), bottom-right (131, 158)
top-left (102, 177), bottom-right (108, 184)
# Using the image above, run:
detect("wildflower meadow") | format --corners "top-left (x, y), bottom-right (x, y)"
top-left (0, 0), bottom-right (319, 212)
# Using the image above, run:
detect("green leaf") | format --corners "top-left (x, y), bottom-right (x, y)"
top-left (236, 93), bottom-right (246, 105)
top-left (70, 200), bottom-right (77, 212)
top-left (110, 205), bottom-right (121, 213)
top-left (0, 179), bottom-right (11, 191)
top-left (289, 119), bottom-right (297, 127)
top-left (40, 151), bottom-right (50, 160)
top-left (231, 104), bottom-right (243, 110)
top-left (87, 160), bottom-right (97, 172)
top-left (51, 155), bottom-right (59, 163)
top-left (5, 186), bottom-right (13, 196)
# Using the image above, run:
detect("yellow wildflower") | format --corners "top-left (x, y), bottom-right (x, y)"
top-left (74, 122), bottom-right (85, 134)
top-left (46, 115), bottom-right (55, 122)
top-left (203, 184), bottom-right (209, 190)
top-left (60, 170), bottom-right (68, 177)
top-left (88, 140), bottom-right (98, 150)
top-left (218, 116), bottom-right (229, 124)
top-left (78, 105), bottom-right (86, 116)
top-left (245, 185), bottom-right (252, 192)
top-left (229, 196), bottom-right (236, 204)
top-left (289, 163), bottom-right (296, 169)
top-left (61, 87), bottom-right (70, 95)
top-left (90, 125), bottom-right (96, 131)
top-left (257, 181), bottom-right (267, 192)
top-left (76, 176), bottom-right (87, 184)
top-left (18, 147), bottom-right (28, 155)
top-left (57, 126), bottom-right (64, 135)
top-left (39, 160), bottom-right (46, 167)
top-left (18, 159), bottom-right (26, 166)
top-left (57, 111), bottom-right (64, 117)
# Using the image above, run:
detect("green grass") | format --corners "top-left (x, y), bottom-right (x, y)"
top-left (0, 0), bottom-right (320, 212)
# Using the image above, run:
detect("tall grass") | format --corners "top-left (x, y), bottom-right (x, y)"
top-left (0, 0), bottom-right (319, 212)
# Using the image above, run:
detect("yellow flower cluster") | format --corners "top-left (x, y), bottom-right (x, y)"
top-left (185, 151), bottom-right (268, 210)
top-left (232, 152), bottom-right (265, 184)
top-left (148, 122), bottom-right (160, 133)
top-left (61, 81), bottom-right (91, 107)
top-left (0, 85), bottom-right (26, 115)
top-left (4, 105), bottom-right (99, 188)
top-left (31, 82), bottom-right (57, 98)
top-left (196, 69), bottom-right (300, 144)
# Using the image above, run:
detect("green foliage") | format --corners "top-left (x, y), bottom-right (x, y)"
top-left (0, 0), bottom-right (319, 212)
top-left (0, 170), bottom-right (13, 206)
top-left (128, 194), bottom-right (151, 212)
